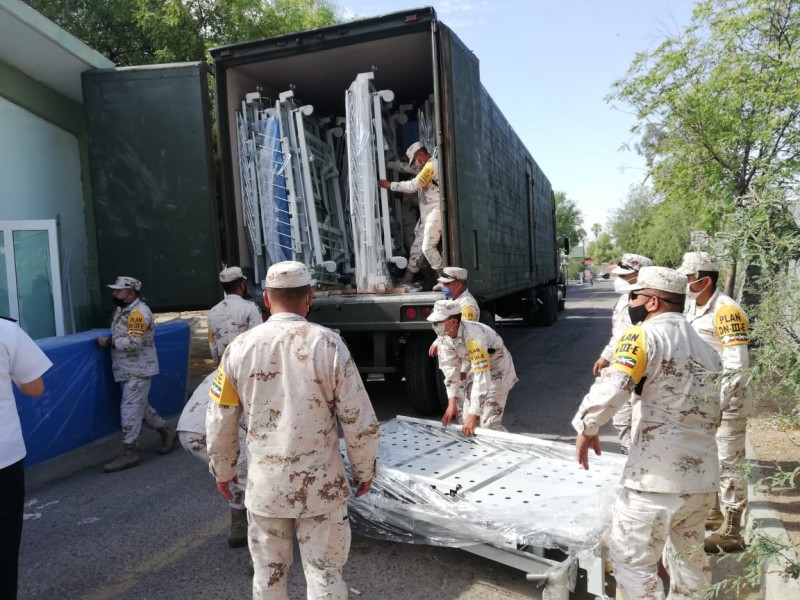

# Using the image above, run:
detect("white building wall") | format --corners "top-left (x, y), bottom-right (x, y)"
top-left (0, 95), bottom-right (87, 334)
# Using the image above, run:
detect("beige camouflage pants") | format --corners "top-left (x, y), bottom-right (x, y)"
top-left (718, 417), bottom-right (748, 510)
top-left (407, 207), bottom-right (442, 273)
top-left (178, 431), bottom-right (248, 508)
top-left (250, 503), bottom-right (351, 600)
top-left (119, 377), bottom-right (165, 445)
top-left (611, 488), bottom-right (714, 600)
top-left (456, 381), bottom-right (510, 431)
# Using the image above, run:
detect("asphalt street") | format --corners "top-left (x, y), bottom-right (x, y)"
top-left (19, 282), bottom-right (619, 600)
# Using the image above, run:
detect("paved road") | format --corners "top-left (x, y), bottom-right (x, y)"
top-left (19, 283), bottom-right (619, 600)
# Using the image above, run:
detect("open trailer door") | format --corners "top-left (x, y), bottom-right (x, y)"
top-left (82, 62), bottom-right (220, 312)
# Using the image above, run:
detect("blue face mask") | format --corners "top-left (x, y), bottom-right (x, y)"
top-left (442, 287), bottom-right (453, 299)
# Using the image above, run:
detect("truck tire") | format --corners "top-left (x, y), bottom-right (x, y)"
top-left (479, 308), bottom-right (496, 330)
top-left (405, 332), bottom-right (447, 415)
top-left (532, 286), bottom-right (556, 327)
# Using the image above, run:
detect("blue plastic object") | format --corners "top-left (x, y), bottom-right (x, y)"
top-left (14, 321), bottom-right (190, 468)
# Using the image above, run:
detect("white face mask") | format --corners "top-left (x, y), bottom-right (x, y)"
top-left (686, 277), bottom-right (708, 300)
top-left (613, 277), bottom-right (631, 293)
top-left (432, 322), bottom-right (446, 337)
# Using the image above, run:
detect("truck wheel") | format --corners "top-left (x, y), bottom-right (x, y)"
top-left (405, 332), bottom-right (447, 416)
top-left (557, 286), bottom-right (566, 311)
top-left (532, 286), bottom-right (556, 327)
top-left (479, 308), bottom-right (496, 330)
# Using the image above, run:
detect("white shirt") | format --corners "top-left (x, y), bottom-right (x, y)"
top-left (0, 320), bottom-right (53, 468)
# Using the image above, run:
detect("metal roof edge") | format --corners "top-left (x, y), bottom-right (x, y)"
top-left (0, 0), bottom-right (114, 69)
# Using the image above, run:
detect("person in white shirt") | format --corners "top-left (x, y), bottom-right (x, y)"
top-left (0, 317), bottom-right (52, 600)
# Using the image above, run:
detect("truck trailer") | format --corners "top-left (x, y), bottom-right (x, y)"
top-left (82, 7), bottom-right (565, 414)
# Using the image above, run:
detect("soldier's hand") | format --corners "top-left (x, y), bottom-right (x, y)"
top-left (461, 414), bottom-right (479, 436)
top-left (96, 336), bottom-right (110, 348)
top-left (354, 479), bottom-right (372, 498)
top-left (576, 434), bottom-right (601, 470)
top-left (441, 402), bottom-right (459, 427)
top-left (377, 179), bottom-right (391, 190)
top-left (428, 342), bottom-right (438, 357)
top-left (215, 476), bottom-right (238, 501)
top-left (592, 357), bottom-right (610, 376)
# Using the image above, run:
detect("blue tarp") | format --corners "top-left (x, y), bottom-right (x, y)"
top-left (15, 321), bottom-right (190, 468)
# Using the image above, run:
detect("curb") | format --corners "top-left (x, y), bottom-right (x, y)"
top-left (745, 439), bottom-right (800, 599)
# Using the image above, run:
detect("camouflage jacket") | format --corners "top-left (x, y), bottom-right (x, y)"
top-left (572, 312), bottom-right (723, 493)
top-left (431, 289), bottom-right (479, 351)
top-left (207, 294), bottom-right (262, 363)
top-left (390, 157), bottom-right (440, 212)
top-left (438, 321), bottom-right (518, 416)
top-left (109, 298), bottom-right (159, 382)
top-left (600, 293), bottom-right (632, 362)
top-left (206, 312), bottom-right (380, 518)
top-left (685, 290), bottom-right (750, 419)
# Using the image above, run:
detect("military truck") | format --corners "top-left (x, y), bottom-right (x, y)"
top-left (82, 7), bottom-right (564, 414)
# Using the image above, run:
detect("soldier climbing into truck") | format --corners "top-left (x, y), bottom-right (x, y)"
top-left (378, 142), bottom-right (442, 288)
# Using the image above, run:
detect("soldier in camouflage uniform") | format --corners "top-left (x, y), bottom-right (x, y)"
top-left (592, 253), bottom-right (653, 453)
top-left (207, 266), bottom-right (263, 363)
top-left (97, 276), bottom-right (176, 473)
top-left (177, 266), bottom-right (262, 547)
top-left (428, 300), bottom-right (517, 436)
top-left (206, 261), bottom-right (380, 600)
top-left (573, 267), bottom-right (723, 600)
top-left (379, 142), bottom-right (442, 286)
top-left (428, 267), bottom-right (480, 357)
top-left (678, 252), bottom-right (751, 553)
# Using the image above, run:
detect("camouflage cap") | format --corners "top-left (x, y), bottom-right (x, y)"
top-left (219, 266), bottom-right (246, 283)
top-left (427, 300), bottom-right (462, 322)
top-left (107, 276), bottom-right (141, 291)
top-left (627, 266), bottom-right (687, 295)
top-left (405, 141), bottom-right (425, 165)
top-left (265, 261), bottom-right (311, 288)
top-left (677, 251), bottom-right (719, 276)
top-left (437, 266), bottom-right (468, 284)
top-left (611, 253), bottom-right (653, 275)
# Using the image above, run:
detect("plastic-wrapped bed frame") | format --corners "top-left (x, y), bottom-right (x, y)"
top-left (342, 417), bottom-right (624, 599)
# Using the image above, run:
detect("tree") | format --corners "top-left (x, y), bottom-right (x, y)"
top-left (24, 0), bottom-right (339, 66)
top-left (591, 223), bottom-right (602, 240)
top-left (608, 184), bottom-right (657, 255)
top-left (609, 0), bottom-right (800, 294)
top-left (24, 0), bottom-right (156, 65)
top-left (586, 233), bottom-right (618, 265)
top-left (554, 191), bottom-right (586, 248)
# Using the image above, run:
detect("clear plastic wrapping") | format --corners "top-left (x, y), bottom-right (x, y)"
top-left (343, 417), bottom-right (624, 577)
top-left (345, 72), bottom-right (396, 292)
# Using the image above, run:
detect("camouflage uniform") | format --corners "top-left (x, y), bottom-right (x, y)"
top-left (686, 290), bottom-right (750, 511)
top-left (109, 298), bottom-right (163, 445)
top-left (177, 372), bottom-right (248, 508)
top-left (207, 294), bottom-right (262, 364)
top-left (390, 158), bottom-right (442, 273)
top-left (602, 292), bottom-right (636, 450)
top-left (206, 313), bottom-right (380, 600)
top-left (431, 288), bottom-right (480, 352)
top-left (437, 321), bottom-right (518, 430)
top-left (572, 312), bottom-right (723, 600)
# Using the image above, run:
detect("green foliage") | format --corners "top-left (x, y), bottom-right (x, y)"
top-left (554, 191), bottom-right (586, 247)
top-left (758, 463), bottom-right (800, 492)
top-left (24, 0), bottom-right (340, 65)
top-left (609, 0), bottom-right (800, 279)
top-left (24, 0), bottom-right (156, 65)
top-left (586, 232), bottom-right (618, 265)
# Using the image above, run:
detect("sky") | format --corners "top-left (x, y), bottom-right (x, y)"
top-left (340, 0), bottom-right (698, 240)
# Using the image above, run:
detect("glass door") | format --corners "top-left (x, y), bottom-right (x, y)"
top-left (0, 220), bottom-right (64, 338)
